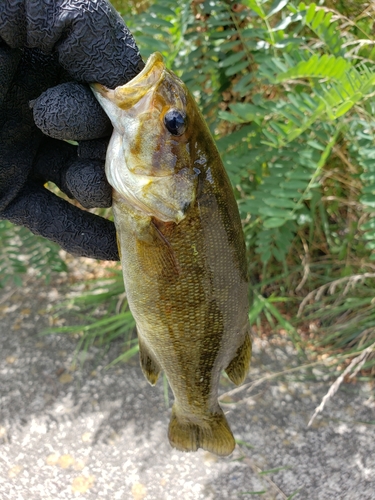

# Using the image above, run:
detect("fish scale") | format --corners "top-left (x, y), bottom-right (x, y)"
top-left (92, 52), bottom-right (251, 457)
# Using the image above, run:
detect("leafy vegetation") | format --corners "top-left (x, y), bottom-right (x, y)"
top-left (2, 0), bottom-right (375, 374)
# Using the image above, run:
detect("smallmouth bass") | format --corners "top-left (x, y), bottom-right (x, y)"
top-left (92, 53), bottom-right (251, 457)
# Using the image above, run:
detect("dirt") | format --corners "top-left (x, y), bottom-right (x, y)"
top-left (1, 261), bottom-right (375, 499)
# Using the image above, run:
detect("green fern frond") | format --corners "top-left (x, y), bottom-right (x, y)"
top-left (274, 54), bottom-right (350, 81)
top-left (263, 65), bottom-right (375, 147)
top-left (255, 221), bottom-right (296, 264)
top-left (298, 2), bottom-right (344, 56)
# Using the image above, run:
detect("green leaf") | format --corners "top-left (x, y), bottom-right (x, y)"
top-left (234, 73), bottom-right (254, 93)
top-left (230, 102), bottom-right (265, 121)
top-left (274, 37), bottom-right (304, 48)
top-left (218, 111), bottom-right (245, 123)
top-left (242, 200), bottom-right (262, 214)
top-left (264, 198), bottom-right (300, 209)
top-left (272, 15), bottom-right (297, 31)
top-left (245, 0), bottom-right (266, 19)
top-left (307, 140), bottom-right (325, 150)
top-left (362, 229), bottom-right (375, 240)
top-left (266, 0), bottom-right (290, 19)
top-left (151, 5), bottom-right (175, 16)
top-left (360, 220), bottom-right (375, 231)
top-left (141, 26), bottom-right (167, 36)
top-left (311, 8), bottom-right (325, 31)
top-left (280, 180), bottom-right (307, 190)
top-left (333, 100), bottom-right (354, 117)
top-left (136, 36), bottom-right (170, 53)
top-left (220, 51), bottom-right (246, 68)
top-left (275, 55), bottom-right (350, 82)
top-left (305, 3), bottom-right (316, 24)
top-left (225, 60), bottom-right (249, 76)
top-left (259, 207), bottom-right (293, 218)
top-left (361, 195), bottom-right (375, 208)
top-left (269, 188), bottom-right (300, 199)
top-left (219, 40), bottom-right (243, 51)
top-left (249, 296), bottom-right (266, 324)
top-left (263, 217), bottom-right (287, 228)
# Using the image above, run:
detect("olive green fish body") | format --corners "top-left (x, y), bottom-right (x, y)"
top-left (92, 53), bottom-right (251, 456)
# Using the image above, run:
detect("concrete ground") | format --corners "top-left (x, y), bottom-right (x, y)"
top-left (0, 269), bottom-right (375, 500)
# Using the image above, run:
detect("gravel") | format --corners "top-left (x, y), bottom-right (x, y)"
top-left (1, 270), bottom-right (375, 499)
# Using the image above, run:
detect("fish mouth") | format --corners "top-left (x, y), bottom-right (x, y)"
top-left (119, 52), bottom-right (164, 90)
top-left (92, 53), bottom-right (165, 110)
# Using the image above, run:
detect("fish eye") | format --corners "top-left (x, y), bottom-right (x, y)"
top-left (164, 109), bottom-right (186, 136)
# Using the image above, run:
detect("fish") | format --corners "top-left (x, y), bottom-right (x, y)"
top-left (91, 52), bottom-right (251, 457)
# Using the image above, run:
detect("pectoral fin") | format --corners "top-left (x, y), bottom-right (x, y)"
top-left (138, 338), bottom-right (161, 385)
top-left (134, 220), bottom-right (180, 278)
top-left (225, 332), bottom-right (252, 386)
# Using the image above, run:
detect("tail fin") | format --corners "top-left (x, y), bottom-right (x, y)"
top-left (168, 406), bottom-right (235, 457)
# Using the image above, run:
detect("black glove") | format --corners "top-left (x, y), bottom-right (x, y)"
top-left (0, 0), bottom-right (144, 260)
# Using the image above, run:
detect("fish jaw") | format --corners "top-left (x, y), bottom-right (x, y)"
top-left (91, 52), bottom-right (165, 113)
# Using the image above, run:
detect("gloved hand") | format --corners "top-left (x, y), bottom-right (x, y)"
top-left (0, 0), bottom-right (144, 260)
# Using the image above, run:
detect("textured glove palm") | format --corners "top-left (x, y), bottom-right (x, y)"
top-left (0, 0), bottom-right (143, 260)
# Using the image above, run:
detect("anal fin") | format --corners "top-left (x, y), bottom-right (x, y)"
top-left (139, 338), bottom-right (161, 386)
top-left (168, 405), bottom-right (235, 457)
top-left (225, 332), bottom-right (252, 386)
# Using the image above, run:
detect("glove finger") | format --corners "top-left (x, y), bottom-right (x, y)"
top-left (2, 182), bottom-right (119, 261)
top-left (78, 138), bottom-right (109, 161)
top-left (31, 137), bottom-right (77, 197)
top-left (0, 44), bottom-right (22, 106)
top-left (0, 1), bottom-right (143, 87)
top-left (65, 158), bottom-right (112, 209)
top-left (32, 82), bottom-right (112, 141)
top-left (31, 137), bottom-right (112, 208)
top-left (54, 2), bottom-right (144, 87)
